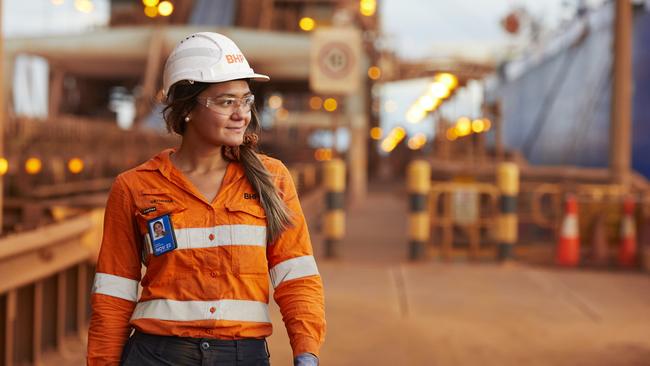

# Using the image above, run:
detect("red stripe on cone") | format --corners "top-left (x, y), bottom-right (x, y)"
top-left (618, 197), bottom-right (637, 267)
top-left (557, 194), bottom-right (580, 267)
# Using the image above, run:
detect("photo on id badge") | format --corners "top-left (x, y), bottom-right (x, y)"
top-left (147, 214), bottom-right (177, 256)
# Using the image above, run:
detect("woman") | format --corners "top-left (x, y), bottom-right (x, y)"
top-left (87, 32), bottom-right (325, 366)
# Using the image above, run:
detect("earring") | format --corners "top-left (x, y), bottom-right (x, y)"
top-left (184, 116), bottom-right (190, 122)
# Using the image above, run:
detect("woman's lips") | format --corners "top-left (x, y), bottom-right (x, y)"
top-left (226, 126), bottom-right (245, 133)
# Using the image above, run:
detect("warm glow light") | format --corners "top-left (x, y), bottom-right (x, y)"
top-left (429, 82), bottom-right (450, 99)
top-left (323, 98), bottom-right (338, 112)
top-left (406, 107), bottom-right (426, 124)
top-left (417, 95), bottom-right (436, 111)
top-left (158, 0), bottom-right (173, 16)
top-left (380, 127), bottom-right (407, 152)
top-left (276, 108), bottom-right (289, 121)
top-left (299, 17), bottom-right (316, 31)
top-left (68, 158), bottom-right (84, 174)
top-left (359, 0), bottom-right (377, 16)
top-left (309, 96), bottom-right (323, 110)
top-left (74, 0), bottom-right (94, 13)
top-left (142, 0), bottom-right (159, 6)
top-left (51, 0), bottom-right (65, 5)
top-left (268, 95), bottom-right (283, 109)
top-left (144, 5), bottom-right (158, 17)
top-left (455, 117), bottom-right (472, 137)
top-left (435, 73), bottom-right (458, 90)
top-left (407, 133), bottom-right (427, 150)
top-left (314, 148), bottom-right (333, 161)
top-left (483, 118), bottom-right (492, 131)
top-left (446, 128), bottom-right (458, 141)
top-left (431, 98), bottom-right (442, 111)
top-left (370, 127), bottom-right (383, 140)
top-left (25, 158), bottom-right (42, 175)
top-left (0, 158), bottom-right (8, 175)
top-left (471, 119), bottom-right (485, 133)
top-left (368, 66), bottom-right (381, 80)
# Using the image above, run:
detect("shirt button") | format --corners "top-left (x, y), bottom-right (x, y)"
top-left (208, 233), bottom-right (215, 241)
top-left (201, 341), bottom-right (210, 350)
top-left (210, 272), bottom-right (217, 278)
top-left (209, 306), bottom-right (216, 313)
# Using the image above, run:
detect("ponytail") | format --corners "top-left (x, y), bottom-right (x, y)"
top-left (223, 115), bottom-right (293, 244)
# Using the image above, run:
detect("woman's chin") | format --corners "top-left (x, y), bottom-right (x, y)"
top-left (224, 137), bottom-right (244, 147)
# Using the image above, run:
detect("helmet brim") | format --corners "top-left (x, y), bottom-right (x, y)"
top-left (163, 72), bottom-right (270, 96)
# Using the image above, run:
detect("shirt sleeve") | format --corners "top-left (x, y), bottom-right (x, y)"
top-left (87, 175), bottom-right (142, 365)
top-left (267, 162), bottom-right (326, 358)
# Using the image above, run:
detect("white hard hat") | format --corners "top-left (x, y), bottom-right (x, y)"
top-left (162, 32), bottom-right (269, 96)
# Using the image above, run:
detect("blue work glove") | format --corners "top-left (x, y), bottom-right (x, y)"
top-left (294, 352), bottom-right (319, 366)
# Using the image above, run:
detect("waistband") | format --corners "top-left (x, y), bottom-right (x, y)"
top-left (132, 330), bottom-right (267, 347)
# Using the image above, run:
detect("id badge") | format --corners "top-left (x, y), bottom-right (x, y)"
top-left (147, 213), bottom-right (178, 256)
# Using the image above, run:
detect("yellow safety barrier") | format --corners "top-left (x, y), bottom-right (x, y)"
top-left (496, 162), bottom-right (520, 260)
top-left (429, 182), bottom-right (500, 260)
top-left (323, 159), bottom-right (346, 258)
top-left (407, 160), bottom-right (431, 260)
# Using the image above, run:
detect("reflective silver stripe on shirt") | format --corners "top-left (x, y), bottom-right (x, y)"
top-left (92, 273), bottom-right (139, 302)
top-left (269, 255), bottom-right (320, 289)
top-left (143, 224), bottom-right (267, 250)
top-left (131, 299), bottom-right (270, 323)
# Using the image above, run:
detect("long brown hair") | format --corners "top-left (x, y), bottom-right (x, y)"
top-left (163, 81), bottom-right (293, 244)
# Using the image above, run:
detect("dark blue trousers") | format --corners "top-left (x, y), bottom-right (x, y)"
top-left (120, 331), bottom-right (271, 366)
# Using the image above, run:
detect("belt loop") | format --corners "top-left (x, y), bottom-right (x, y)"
top-left (236, 339), bottom-right (244, 361)
top-left (264, 339), bottom-right (270, 358)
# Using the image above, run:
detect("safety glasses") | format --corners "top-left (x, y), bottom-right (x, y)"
top-left (197, 95), bottom-right (255, 115)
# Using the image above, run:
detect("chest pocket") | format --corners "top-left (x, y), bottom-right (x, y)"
top-left (226, 202), bottom-right (268, 275)
top-left (134, 188), bottom-right (187, 239)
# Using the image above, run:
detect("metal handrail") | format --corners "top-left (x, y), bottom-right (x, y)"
top-left (0, 210), bottom-right (103, 366)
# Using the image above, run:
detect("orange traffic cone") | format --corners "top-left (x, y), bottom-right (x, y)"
top-left (618, 197), bottom-right (637, 267)
top-left (557, 194), bottom-right (580, 267)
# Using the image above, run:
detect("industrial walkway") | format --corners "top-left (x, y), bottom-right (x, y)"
top-left (42, 181), bottom-right (650, 365)
top-left (267, 181), bottom-right (650, 366)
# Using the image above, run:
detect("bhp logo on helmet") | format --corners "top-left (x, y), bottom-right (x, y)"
top-left (226, 54), bottom-right (246, 64)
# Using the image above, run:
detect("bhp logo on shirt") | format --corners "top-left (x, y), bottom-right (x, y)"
top-left (226, 54), bottom-right (245, 64)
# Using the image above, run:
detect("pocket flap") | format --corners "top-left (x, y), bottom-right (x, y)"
top-left (225, 202), bottom-right (267, 218)
top-left (135, 188), bottom-right (186, 215)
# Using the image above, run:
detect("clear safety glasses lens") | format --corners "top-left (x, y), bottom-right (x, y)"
top-left (199, 95), bottom-right (255, 115)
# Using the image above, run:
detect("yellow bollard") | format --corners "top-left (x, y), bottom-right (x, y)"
top-left (496, 162), bottom-right (519, 261)
top-left (407, 160), bottom-right (431, 260)
top-left (324, 159), bottom-right (346, 258)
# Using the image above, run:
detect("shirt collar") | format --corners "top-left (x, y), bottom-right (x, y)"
top-left (135, 148), bottom-right (175, 179)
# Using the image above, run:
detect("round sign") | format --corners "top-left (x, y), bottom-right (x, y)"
top-left (318, 41), bottom-right (355, 79)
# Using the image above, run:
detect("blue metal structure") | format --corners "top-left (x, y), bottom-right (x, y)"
top-left (487, 2), bottom-right (650, 178)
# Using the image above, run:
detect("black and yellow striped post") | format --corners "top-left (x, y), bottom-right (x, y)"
top-left (496, 162), bottom-right (519, 261)
top-left (324, 159), bottom-right (346, 258)
top-left (407, 160), bottom-right (431, 260)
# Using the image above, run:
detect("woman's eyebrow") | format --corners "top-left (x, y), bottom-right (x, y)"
top-left (210, 91), bottom-right (253, 98)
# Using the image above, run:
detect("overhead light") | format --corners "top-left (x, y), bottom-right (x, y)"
top-left (299, 17), bottom-right (316, 31)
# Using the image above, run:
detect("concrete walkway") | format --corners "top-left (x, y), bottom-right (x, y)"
top-left (267, 181), bottom-right (650, 366)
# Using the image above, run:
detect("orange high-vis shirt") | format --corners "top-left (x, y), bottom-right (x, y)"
top-left (87, 149), bottom-right (325, 365)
